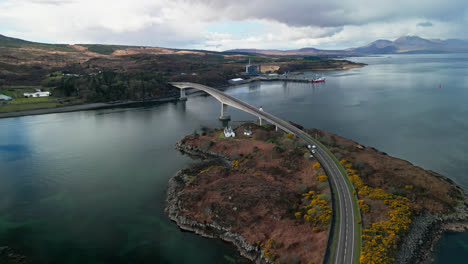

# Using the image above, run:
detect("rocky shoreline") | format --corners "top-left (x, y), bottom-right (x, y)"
top-left (395, 190), bottom-right (468, 263)
top-left (0, 246), bottom-right (27, 264)
top-left (167, 136), bottom-right (468, 264)
top-left (166, 140), bottom-right (268, 263)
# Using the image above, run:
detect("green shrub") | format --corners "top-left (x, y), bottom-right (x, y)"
top-left (273, 145), bottom-right (284, 153)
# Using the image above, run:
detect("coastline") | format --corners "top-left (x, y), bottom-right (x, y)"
top-left (0, 77), bottom-right (327, 119)
top-left (166, 140), bottom-right (266, 263)
top-left (167, 128), bottom-right (468, 264)
top-left (394, 197), bottom-right (468, 264)
top-left (0, 96), bottom-right (179, 119)
top-left (0, 61), bottom-right (365, 120)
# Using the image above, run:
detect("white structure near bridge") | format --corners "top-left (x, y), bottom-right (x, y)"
top-left (24, 91), bottom-right (51, 98)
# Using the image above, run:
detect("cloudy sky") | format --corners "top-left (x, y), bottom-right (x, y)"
top-left (0, 0), bottom-right (467, 51)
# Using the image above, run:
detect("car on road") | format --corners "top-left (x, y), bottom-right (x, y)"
top-left (307, 144), bottom-right (312, 149)
top-left (311, 149), bottom-right (316, 154)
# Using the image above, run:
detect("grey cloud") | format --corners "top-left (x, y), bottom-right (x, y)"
top-left (193, 0), bottom-right (468, 28)
top-left (418, 21), bottom-right (433, 27)
top-left (3, 0), bottom-right (468, 50)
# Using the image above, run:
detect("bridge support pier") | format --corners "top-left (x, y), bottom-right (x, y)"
top-left (219, 103), bottom-right (230, 120)
top-left (179, 88), bottom-right (187, 101)
top-left (259, 117), bottom-right (263, 126)
top-left (275, 125), bottom-right (278, 131)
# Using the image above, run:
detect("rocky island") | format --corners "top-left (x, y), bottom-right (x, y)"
top-left (166, 123), bottom-right (468, 264)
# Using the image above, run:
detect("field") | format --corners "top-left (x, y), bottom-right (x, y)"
top-left (0, 85), bottom-right (62, 113)
top-left (1, 85), bottom-right (47, 97)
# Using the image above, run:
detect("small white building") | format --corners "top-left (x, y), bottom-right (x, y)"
top-left (224, 127), bottom-right (236, 138)
top-left (24, 91), bottom-right (51, 98)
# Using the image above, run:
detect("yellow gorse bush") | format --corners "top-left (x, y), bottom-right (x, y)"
top-left (258, 238), bottom-right (282, 263)
top-left (313, 162), bottom-right (320, 169)
top-left (199, 165), bottom-right (221, 174)
top-left (358, 200), bottom-right (370, 213)
top-left (295, 191), bottom-right (332, 227)
top-left (316, 174), bottom-right (328, 182)
top-left (343, 159), bottom-right (413, 264)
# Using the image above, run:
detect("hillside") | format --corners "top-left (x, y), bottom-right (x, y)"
top-left (0, 33), bottom-right (360, 88)
top-left (0, 34), bottom-right (75, 52)
top-left (0, 34), bottom-right (363, 114)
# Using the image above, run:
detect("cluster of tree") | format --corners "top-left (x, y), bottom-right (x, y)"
top-left (55, 71), bottom-right (178, 102)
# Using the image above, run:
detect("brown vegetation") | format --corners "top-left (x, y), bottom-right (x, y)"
top-left (308, 128), bottom-right (465, 264)
top-left (177, 124), bottom-right (331, 264)
top-left (308, 128), bottom-right (463, 215)
top-left (0, 35), bottom-right (363, 92)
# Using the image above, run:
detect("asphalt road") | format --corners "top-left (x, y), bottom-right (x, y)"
top-left (170, 82), bottom-right (357, 264)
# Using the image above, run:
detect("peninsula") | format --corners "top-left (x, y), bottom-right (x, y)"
top-left (167, 123), bottom-right (468, 264)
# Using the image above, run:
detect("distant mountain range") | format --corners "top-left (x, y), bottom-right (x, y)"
top-left (226, 36), bottom-right (468, 55)
top-left (2, 33), bottom-right (467, 56)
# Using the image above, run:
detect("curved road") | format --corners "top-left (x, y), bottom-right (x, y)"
top-left (170, 82), bottom-right (358, 264)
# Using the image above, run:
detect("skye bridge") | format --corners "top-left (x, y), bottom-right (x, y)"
top-left (170, 82), bottom-right (359, 264)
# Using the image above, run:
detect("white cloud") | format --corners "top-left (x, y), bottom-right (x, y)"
top-left (200, 18), bottom-right (466, 51)
top-left (0, 0), bottom-right (467, 50)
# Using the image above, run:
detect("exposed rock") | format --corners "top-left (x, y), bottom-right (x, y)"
top-left (166, 169), bottom-right (266, 263)
top-left (0, 246), bottom-right (27, 264)
top-left (395, 192), bottom-right (468, 264)
top-left (168, 134), bottom-right (330, 264)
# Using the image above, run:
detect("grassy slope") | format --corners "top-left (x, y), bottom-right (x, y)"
top-left (79, 44), bottom-right (143, 55)
top-left (0, 36), bottom-right (76, 52)
top-left (0, 85), bottom-right (60, 113)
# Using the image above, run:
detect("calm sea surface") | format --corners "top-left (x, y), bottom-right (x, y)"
top-left (0, 54), bottom-right (467, 263)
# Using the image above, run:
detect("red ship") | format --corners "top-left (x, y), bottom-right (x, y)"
top-left (313, 77), bottom-right (326, 83)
